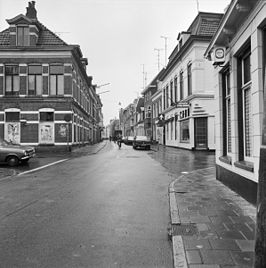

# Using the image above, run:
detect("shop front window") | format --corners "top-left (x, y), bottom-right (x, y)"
top-left (39, 111), bottom-right (54, 144)
top-left (5, 111), bottom-right (20, 144)
top-left (180, 120), bottom-right (189, 142)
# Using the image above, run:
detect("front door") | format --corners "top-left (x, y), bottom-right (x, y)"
top-left (194, 117), bottom-right (208, 150)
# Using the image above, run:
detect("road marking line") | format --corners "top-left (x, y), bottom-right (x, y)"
top-left (18, 159), bottom-right (68, 176)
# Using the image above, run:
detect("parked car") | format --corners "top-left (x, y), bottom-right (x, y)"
top-left (124, 136), bottom-right (134, 145)
top-left (133, 136), bottom-right (151, 150)
top-left (0, 139), bottom-right (35, 166)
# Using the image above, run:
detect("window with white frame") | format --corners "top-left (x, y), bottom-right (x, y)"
top-left (237, 44), bottom-right (252, 161)
top-left (171, 120), bottom-right (173, 140)
top-left (50, 65), bottom-right (64, 95)
top-left (146, 106), bottom-right (151, 118)
top-left (180, 119), bottom-right (189, 142)
top-left (28, 65), bottom-right (42, 95)
top-left (174, 76), bottom-right (178, 103)
top-left (6, 111), bottom-right (20, 122)
top-left (163, 88), bottom-right (166, 110)
top-left (5, 65), bottom-right (19, 96)
top-left (17, 26), bottom-right (29, 46)
top-left (242, 51), bottom-right (252, 158)
top-left (222, 68), bottom-right (232, 155)
top-left (187, 63), bottom-right (192, 96)
top-left (40, 111), bottom-right (54, 122)
top-left (180, 71), bottom-right (184, 100)
top-left (175, 116), bottom-right (178, 140)
top-left (166, 85), bottom-right (169, 108)
top-left (170, 81), bottom-right (173, 104)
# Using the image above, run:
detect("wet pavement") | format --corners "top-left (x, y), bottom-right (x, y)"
top-left (0, 141), bottom-right (257, 267)
top-left (149, 144), bottom-right (256, 267)
top-left (169, 167), bottom-right (256, 268)
top-left (0, 140), bottom-right (109, 180)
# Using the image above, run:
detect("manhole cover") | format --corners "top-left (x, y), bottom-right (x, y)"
top-left (172, 224), bottom-right (198, 236)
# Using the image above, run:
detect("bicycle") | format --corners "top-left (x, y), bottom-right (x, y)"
top-left (117, 140), bottom-right (122, 149)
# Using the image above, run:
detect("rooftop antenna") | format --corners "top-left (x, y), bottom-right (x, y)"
top-left (154, 48), bottom-right (163, 72)
top-left (141, 64), bottom-right (146, 90)
top-left (54, 31), bottom-right (70, 37)
top-left (160, 36), bottom-right (168, 67)
top-left (196, 0), bottom-right (199, 12)
top-left (96, 83), bottom-right (110, 89)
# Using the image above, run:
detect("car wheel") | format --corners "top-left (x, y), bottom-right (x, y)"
top-left (7, 156), bottom-right (19, 167)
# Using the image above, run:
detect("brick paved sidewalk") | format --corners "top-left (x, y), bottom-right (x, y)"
top-left (169, 167), bottom-right (256, 268)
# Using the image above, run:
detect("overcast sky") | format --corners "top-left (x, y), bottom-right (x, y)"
top-left (0, 0), bottom-right (230, 125)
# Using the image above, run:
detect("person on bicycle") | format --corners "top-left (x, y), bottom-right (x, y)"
top-left (117, 134), bottom-right (122, 149)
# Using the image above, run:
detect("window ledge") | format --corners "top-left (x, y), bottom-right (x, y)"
top-left (219, 156), bottom-right (232, 165)
top-left (234, 160), bottom-right (254, 172)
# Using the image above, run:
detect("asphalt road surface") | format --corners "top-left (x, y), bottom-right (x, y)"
top-left (0, 142), bottom-right (174, 268)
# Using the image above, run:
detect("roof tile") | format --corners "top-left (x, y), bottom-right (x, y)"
top-left (0, 21), bottom-right (67, 48)
top-left (198, 18), bottom-right (221, 36)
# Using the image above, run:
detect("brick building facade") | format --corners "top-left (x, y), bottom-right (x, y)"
top-left (0, 2), bottom-right (101, 151)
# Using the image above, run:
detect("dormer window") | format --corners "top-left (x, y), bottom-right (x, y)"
top-left (17, 26), bottom-right (29, 46)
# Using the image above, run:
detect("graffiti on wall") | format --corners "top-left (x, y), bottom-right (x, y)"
top-left (58, 124), bottom-right (67, 138)
top-left (5, 122), bottom-right (20, 144)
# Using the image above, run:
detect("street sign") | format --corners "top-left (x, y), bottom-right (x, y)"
top-left (159, 114), bottom-right (164, 121)
top-left (157, 113), bottom-right (164, 127)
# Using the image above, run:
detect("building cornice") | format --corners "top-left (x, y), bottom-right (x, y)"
top-left (162, 35), bottom-right (212, 80)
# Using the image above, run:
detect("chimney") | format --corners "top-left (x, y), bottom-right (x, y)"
top-left (87, 76), bottom-right (93, 87)
top-left (81, 58), bottom-right (88, 71)
top-left (26, 1), bottom-right (37, 19)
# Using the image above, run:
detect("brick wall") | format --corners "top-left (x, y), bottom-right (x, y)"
top-left (21, 124), bottom-right (38, 143)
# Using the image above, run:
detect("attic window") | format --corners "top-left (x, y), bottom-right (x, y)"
top-left (17, 26), bottom-right (29, 46)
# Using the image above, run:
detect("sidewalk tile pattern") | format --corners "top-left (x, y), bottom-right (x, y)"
top-left (171, 167), bottom-right (256, 268)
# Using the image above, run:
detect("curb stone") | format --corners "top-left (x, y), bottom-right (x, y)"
top-left (169, 176), bottom-right (188, 268)
top-left (168, 167), bottom-right (256, 268)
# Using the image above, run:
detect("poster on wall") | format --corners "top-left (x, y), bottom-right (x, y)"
top-left (58, 124), bottom-right (67, 138)
top-left (39, 122), bottom-right (54, 144)
top-left (5, 122), bottom-right (20, 144)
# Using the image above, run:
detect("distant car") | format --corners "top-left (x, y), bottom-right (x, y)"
top-left (0, 139), bottom-right (35, 166)
top-left (124, 136), bottom-right (134, 145)
top-left (133, 136), bottom-right (151, 150)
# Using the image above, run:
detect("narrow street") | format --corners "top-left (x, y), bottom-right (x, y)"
top-left (0, 141), bottom-right (215, 267)
top-left (0, 142), bottom-right (166, 267)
